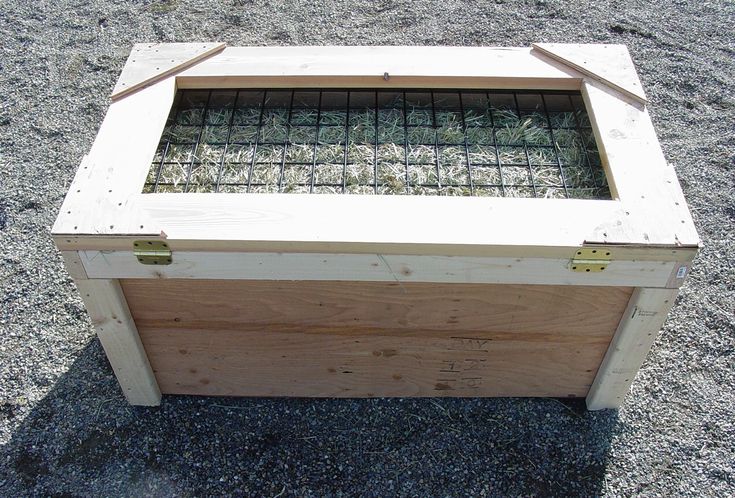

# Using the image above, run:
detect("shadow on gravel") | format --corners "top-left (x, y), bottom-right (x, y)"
top-left (2, 341), bottom-right (619, 496)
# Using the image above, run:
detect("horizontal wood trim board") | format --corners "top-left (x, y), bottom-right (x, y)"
top-left (132, 194), bottom-right (623, 253)
top-left (178, 46), bottom-right (578, 81)
top-left (121, 279), bottom-right (633, 334)
top-left (84, 251), bottom-right (678, 287)
top-left (122, 280), bottom-right (632, 397)
top-left (54, 236), bottom-right (698, 263)
top-left (138, 327), bottom-right (611, 398)
top-left (60, 251), bottom-right (88, 280)
top-left (176, 75), bottom-right (580, 91)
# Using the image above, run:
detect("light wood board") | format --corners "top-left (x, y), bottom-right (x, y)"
top-left (532, 43), bottom-right (647, 104)
top-left (112, 42), bottom-right (225, 99)
top-left (76, 279), bottom-right (161, 405)
top-left (122, 279), bottom-right (632, 398)
top-left (586, 287), bottom-right (678, 409)
top-left (177, 46), bottom-right (579, 90)
top-left (82, 250), bottom-right (679, 288)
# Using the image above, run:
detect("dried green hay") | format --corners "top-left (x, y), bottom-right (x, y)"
top-left (319, 126), bottom-right (346, 144)
top-left (250, 162), bottom-right (280, 187)
top-left (201, 125), bottom-right (229, 144)
top-left (206, 108), bottom-right (233, 125)
top-left (319, 111), bottom-right (347, 126)
top-left (313, 164), bottom-right (344, 185)
top-left (407, 126), bottom-right (436, 144)
top-left (148, 98), bottom-right (606, 198)
top-left (228, 126), bottom-right (258, 144)
top-left (345, 162), bottom-right (374, 186)
top-left (346, 185), bottom-right (375, 195)
top-left (493, 110), bottom-right (551, 145)
top-left (549, 111), bottom-right (577, 129)
top-left (377, 162), bottom-right (407, 194)
top-left (407, 163), bottom-right (438, 185)
top-left (466, 145), bottom-right (496, 165)
top-left (166, 124), bottom-right (200, 143)
top-left (407, 145), bottom-right (437, 164)
top-left (377, 143), bottom-right (405, 163)
top-left (232, 107), bottom-right (262, 125)
top-left (315, 144), bottom-right (345, 163)
top-left (463, 127), bottom-right (494, 145)
top-left (177, 108), bottom-right (203, 125)
top-left (347, 144), bottom-right (375, 164)
top-left (218, 162), bottom-right (249, 185)
top-left (462, 109), bottom-right (492, 128)
top-left (255, 144), bottom-right (284, 163)
top-left (406, 108), bottom-right (432, 125)
top-left (284, 144), bottom-right (314, 163)
top-left (471, 165), bottom-right (501, 185)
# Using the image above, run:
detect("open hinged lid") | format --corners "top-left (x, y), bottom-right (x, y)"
top-left (53, 44), bottom-right (699, 274)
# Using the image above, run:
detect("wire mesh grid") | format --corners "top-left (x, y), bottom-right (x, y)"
top-left (144, 89), bottom-right (610, 199)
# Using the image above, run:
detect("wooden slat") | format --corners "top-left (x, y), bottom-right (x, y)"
top-left (532, 43), bottom-right (647, 104)
top-left (123, 280), bottom-right (632, 333)
top-left (586, 287), bottom-right (678, 409)
top-left (177, 46), bottom-right (579, 90)
top-left (76, 279), bottom-right (161, 405)
top-left (139, 327), bottom-right (613, 398)
top-left (82, 250), bottom-right (680, 288)
top-left (53, 235), bottom-right (698, 262)
top-left (112, 42), bottom-right (225, 99)
top-left (133, 193), bottom-right (624, 251)
top-left (178, 75), bottom-right (580, 91)
top-left (122, 280), bottom-right (632, 398)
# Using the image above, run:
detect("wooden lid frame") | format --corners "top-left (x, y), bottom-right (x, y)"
top-left (53, 44), bottom-right (699, 272)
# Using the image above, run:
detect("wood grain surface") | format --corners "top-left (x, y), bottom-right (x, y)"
top-left (122, 279), bottom-right (632, 398)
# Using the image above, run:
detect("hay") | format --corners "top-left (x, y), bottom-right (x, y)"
top-left (148, 96), bottom-right (607, 198)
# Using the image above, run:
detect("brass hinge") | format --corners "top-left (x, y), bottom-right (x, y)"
top-left (570, 248), bottom-right (612, 273)
top-left (133, 240), bottom-right (172, 265)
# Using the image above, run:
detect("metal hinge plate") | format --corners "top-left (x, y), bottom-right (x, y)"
top-left (133, 240), bottom-right (172, 265)
top-left (570, 248), bottom-right (612, 273)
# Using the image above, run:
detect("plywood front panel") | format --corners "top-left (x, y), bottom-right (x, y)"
top-left (121, 280), bottom-right (632, 398)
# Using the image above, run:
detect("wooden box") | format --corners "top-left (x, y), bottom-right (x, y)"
top-left (53, 43), bottom-right (699, 409)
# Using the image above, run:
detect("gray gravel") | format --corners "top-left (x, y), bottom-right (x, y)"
top-left (1, 1), bottom-right (734, 496)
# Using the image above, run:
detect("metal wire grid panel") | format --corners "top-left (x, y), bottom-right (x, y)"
top-left (144, 89), bottom-right (611, 199)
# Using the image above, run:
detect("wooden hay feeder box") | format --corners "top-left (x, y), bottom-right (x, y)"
top-left (53, 44), bottom-right (699, 409)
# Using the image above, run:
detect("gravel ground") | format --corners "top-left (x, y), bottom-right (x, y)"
top-left (1, 1), bottom-right (733, 496)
